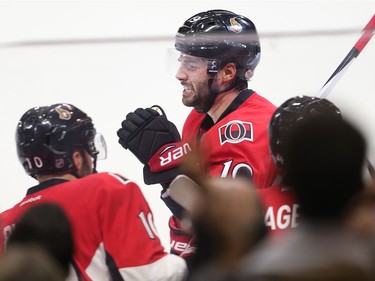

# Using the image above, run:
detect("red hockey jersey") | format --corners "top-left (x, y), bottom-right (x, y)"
top-left (0, 172), bottom-right (187, 281)
top-left (257, 185), bottom-right (300, 237)
top-left (182, 90), bottom-right (279, 189)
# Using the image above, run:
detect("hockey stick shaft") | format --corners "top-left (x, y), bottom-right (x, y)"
top-left (317, 15), bottom-right (375, 177)
top-left (318, 14), bottom-right (375, 98)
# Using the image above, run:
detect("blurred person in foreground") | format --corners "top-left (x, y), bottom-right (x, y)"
top-left (171, 95), bottom-right (343, 280)
top-left (166, 153), bottom-right (266, 281)
top-left (0, 103), bottom-right (187, 281)
top-left (0, 244), bottom-right (65, 281)
top-left (6, 202), bottom-right (73, 278)
top-left (257, 95), bottom-right (341, 237)
top-left (233, 110), bottom-right (375, 281)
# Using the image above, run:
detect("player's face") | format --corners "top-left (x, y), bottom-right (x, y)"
top-left (175, 53), bottom-right (213, 113)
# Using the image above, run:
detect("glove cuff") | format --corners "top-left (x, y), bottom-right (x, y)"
top-left (169, 216), bottom-right (196, 258)
top-left (143, 165), bottom-right (181, 185)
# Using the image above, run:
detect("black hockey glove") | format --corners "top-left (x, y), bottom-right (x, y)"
top-left (117, 106), bottom-right (182, 185)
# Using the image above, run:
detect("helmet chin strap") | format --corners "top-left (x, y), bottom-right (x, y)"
top-left (199, 77), bottom-right (244, 114)
top-left (197, 78), bottom-right (217, 114)
top-left (93, 157), bottom-right (98, 174)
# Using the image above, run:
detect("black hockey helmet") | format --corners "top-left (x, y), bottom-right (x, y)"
top-left (175, 9), bottom-right (260, 81)
top-left (269, 95), bottom-right (341, 168)
top-left (16, 103), bottom-right (102, 177)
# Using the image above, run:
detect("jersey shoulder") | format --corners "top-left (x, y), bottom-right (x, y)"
top-left (184, 109), bottom-right (205, 126)
top-left (248, 92), bottom-right (277, 108)
top-left (74, 172), bottom-right (138, 189)
top-left (257, 185), bottom-right (296, 205)
top-left (242, 92), bottom-right (277, 115)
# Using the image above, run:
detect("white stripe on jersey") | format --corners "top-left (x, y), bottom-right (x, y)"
top-left (108, 172), bottom-right (132, 185)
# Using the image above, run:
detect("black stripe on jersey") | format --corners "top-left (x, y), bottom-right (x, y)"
top-left (105, 250), bottom-right (124, 281)
top-left (26, 178), bottom-right (69, 195)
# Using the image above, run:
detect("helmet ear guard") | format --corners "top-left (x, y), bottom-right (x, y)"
top-left (207, 59), bottom-right (221, 74)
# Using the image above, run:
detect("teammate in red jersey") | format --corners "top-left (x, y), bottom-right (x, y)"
top-left (117, 9), bottom-right (279, 262)
top-left (258, 95), bottom-right (342, 237)
top-left (0, 103), bottom-right (187, 281)
top-left (175, 11), bottom-right (277, 185)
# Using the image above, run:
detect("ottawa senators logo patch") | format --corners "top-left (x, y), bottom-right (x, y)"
top-left (219, 120), bottom-right (253, 145)
top-left (55, 107), bottom-right (71, 120)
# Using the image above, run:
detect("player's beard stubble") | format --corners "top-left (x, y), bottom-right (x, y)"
top-left (182, 81), bottom-right (212, 113)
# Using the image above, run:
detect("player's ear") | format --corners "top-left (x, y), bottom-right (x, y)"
top-left (72, 150), bottom-right (83, 171)
top-left (222, 63), bottom-right (237, 82)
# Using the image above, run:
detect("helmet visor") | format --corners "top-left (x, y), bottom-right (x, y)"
top-left (165, 48), bottom-right (183, 76)
top-left (94, 132), bottom-right (107, 160)
top-left (165, 48), bottom-right (220, 76)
